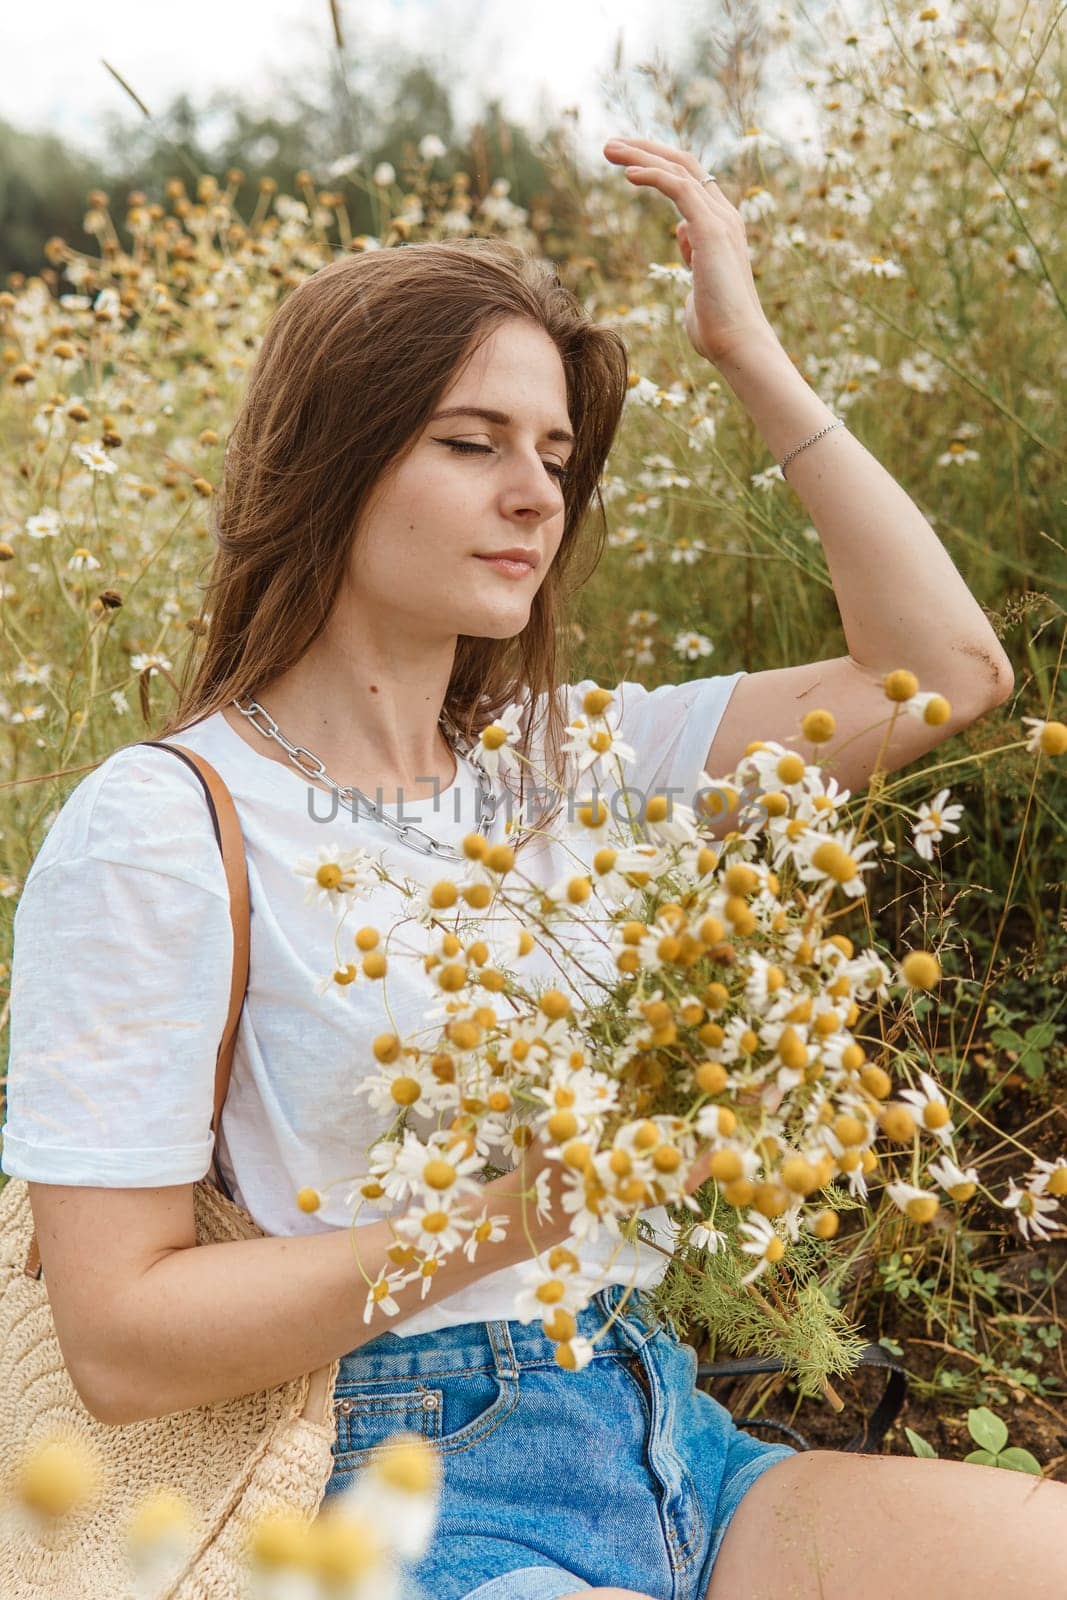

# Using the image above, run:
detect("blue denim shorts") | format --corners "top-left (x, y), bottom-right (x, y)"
top-left (322, 1281), bottom-right (794, 1600)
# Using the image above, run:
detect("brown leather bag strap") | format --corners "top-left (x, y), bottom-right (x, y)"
top-left (23, 740), bottom-right (250, 1279)
top-left (139, 742), bottom-right (251, 1152)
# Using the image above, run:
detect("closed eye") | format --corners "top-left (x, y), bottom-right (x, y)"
top-left (436, 438), bottom-right (570, 484)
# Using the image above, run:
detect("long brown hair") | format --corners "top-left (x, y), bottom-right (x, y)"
top-left (156, 237), bottom-right (630, 844)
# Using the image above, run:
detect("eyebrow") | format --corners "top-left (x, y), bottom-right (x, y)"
top-left (429, 406), bottom-right (575, 446)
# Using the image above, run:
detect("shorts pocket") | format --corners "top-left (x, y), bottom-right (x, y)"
top-left (332, 1381), bottom-right (443, 1473)
top-left (330, 1366), bottom-right (518, 1474)
top-left (432, 1366), bottom-right (516, 1453)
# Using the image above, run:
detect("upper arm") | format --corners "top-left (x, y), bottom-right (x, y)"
top-left (700, 653), bottom-right (1010, 838)
top-left (27, 1181), bottom-right (196, 1421)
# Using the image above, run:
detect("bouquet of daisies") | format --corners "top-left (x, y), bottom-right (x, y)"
top-left (292, 673), bottom-right (1067, 1385)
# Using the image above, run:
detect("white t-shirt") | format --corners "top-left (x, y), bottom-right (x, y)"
top-left (1, 671), bottom-right (745, 1336)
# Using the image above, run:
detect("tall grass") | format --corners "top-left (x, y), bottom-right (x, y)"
top-left (1, 0), bottom-right (1064, 1469)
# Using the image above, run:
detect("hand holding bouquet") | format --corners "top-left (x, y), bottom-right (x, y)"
top-left (294, 675), bottom-right (1066, 1385)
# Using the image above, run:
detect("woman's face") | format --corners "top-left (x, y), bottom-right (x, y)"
top-left (346, 317), bottom-right (574, 644)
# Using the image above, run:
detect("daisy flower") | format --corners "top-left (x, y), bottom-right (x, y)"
top-left (560, 788), bottom-right (614, 845)
top-left (293, 842), bottom-right (380, 912)
top-left (484, 915), bottom-right (537, 969)
top-left (129, 652), bottom-right (173, 676)
top-left (1022, 717), bottom-right (1067, 758)
top-left (362, 1266), bottom-right (417, 1324)
top-left (739, 186), bottom-right (779, 224)
top-left (910, 788), bottom-right (964, 861)
top-left (393, 1200), bottom-right (469, 1256)
top-left (625, 375), bottom-right (661, 407)
top-left (1002, 1178), bottom-right (1062, 1244)
top-left (672, 630), bottom-right (714, 661)
top-left (558, 1167), bottom-right (610, 1246)
top-left (461, 1209), bottom-right (512, 1264)
top-left (1029, 1156), bottom-right (1067, 1196)
top-left (793, 827), bottom-right (880, 899)
top-left (902, 690), bottom-right (952, 724)
top-left (854, 254), bottom-right (904, 279)
top-left (25, 507), bottom-right (61, 539)
top-left (898, 1069), bottom-right (955, 1145)
top-left (586, 847), bottom-right (649, 910)
top-left (337, 1471), bottom-right (440, 1575)
top-left (737, 739), bottom-right (813, 799)
top-left (628, 634), bottom-right (657, 667)
top-left (473, 700), bottom-right (526, 781)
top-left (738, 1210), bottom-right (787, 1284)
top-left (936, 442), bottom-right (980, 467)
top-left (641, 794), bottom-right (698, 848)
top-left (312, 961), bottom-right (362, 998)
top-left (356, 1058), bottom-right (454, 1120)
top-left (687, 1218), bottom-right (729, 1254)
top-left (926, 1154), bottom-right (979, 1201)
top-left (67, 548), bottom-right (101, 572)
top-left (389, 1128), bottom-right (487, 1208)
top-left (886, 1181), bottom-right (941, 1222)
top-left (12, 661), bottom-right (52, 686)
top-left (527, 1163), bottom-right (557, 1228)
top-left (560, 713), bottom-right (636, 784)
top-left (512, 1262), bottom-right (593, 1327)
top-left (796, 774), bottom-right (852, 820)
top-left (668, 540), bottom-right (707, 567)
top-left (73, 442), bottom-right (117, 475)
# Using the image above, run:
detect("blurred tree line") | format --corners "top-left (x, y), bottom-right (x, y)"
top-left (0, 2), bottom-right (808, 285)
top-left (0, 46), bottom-right (578, 283)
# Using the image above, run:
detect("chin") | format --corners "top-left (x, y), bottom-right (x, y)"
top-left (461, 611), bottom-right (531, 641)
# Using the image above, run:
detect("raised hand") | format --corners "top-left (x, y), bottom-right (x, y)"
top-left (603, 135), bottom-right (778, 368)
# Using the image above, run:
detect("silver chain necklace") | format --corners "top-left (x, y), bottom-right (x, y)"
top-left (231, 696), bottom-right (498, 862)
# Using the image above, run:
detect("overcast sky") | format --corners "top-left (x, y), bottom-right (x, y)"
top-left (3, 0), bottom-right (819, 171)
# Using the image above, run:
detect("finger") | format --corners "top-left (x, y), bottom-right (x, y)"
top-left (609, 143), bottom-right (700, 186)
top-left (609, 142), bottom-right (734, 222)
top-left (621, 161), bottom-right (728, 233)
top-left (605, 135), bottom-right (705, 180)
top-left (604, 135), bottom-right (728, 207)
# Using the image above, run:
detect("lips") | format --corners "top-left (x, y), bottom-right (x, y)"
top-left (476, 550), bottom-right (539, 570)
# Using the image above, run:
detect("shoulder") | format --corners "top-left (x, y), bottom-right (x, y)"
top-left (529, 673), bottom-right (743, 736)
top-left (22, 739), bottom-right (230, 903)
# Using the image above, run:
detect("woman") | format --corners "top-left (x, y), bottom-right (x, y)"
top-left (4, 138), bottom-right (1058, 1600)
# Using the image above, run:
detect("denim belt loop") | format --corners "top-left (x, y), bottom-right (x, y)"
top-left (597, 1283), bottom-right (666, 1353)
top-left (486, 1315), bottom-right (521, 1380)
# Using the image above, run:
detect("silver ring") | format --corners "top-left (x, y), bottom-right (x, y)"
top-left (700, 173), bottom-right (718, 186)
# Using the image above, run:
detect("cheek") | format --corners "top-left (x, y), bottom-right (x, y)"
top-left (406, 471), bottom-right (481, 534)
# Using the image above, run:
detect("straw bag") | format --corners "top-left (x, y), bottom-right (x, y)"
top-left (0, 740), bottom-right (342, 1599)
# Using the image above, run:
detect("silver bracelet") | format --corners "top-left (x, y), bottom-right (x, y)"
top-left (779, 415), bottom-right (845, 478)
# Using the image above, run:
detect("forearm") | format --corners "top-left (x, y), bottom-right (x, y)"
top-left (99, 1164), bottom-right (561, 1426)
top-left (713, 333), bottom-right (1014, 698)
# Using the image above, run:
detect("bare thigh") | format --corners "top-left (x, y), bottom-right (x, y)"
top-left (556, 1592), bottom-right (654, 1599)
top-left (706, 1448), bottom-right (1067, 1600)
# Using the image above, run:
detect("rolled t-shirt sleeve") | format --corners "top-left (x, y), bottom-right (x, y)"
top-left (569, 670), bottom-right (747, 814)
top-left (0, 748), bottom-right (235, 1187)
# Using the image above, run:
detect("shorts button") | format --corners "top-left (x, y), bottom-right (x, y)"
top-left (422, 1393), bottom-right (438, 1409)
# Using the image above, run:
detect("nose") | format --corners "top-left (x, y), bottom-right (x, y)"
top-left (503, 451), bottom-right (565, 520)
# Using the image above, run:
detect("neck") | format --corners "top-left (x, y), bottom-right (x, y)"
top-left (243, 624), bottom-right (460, 794)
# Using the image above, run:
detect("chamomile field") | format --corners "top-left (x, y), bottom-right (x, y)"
top-left (1, 4), bottom-right (1065, 1569)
